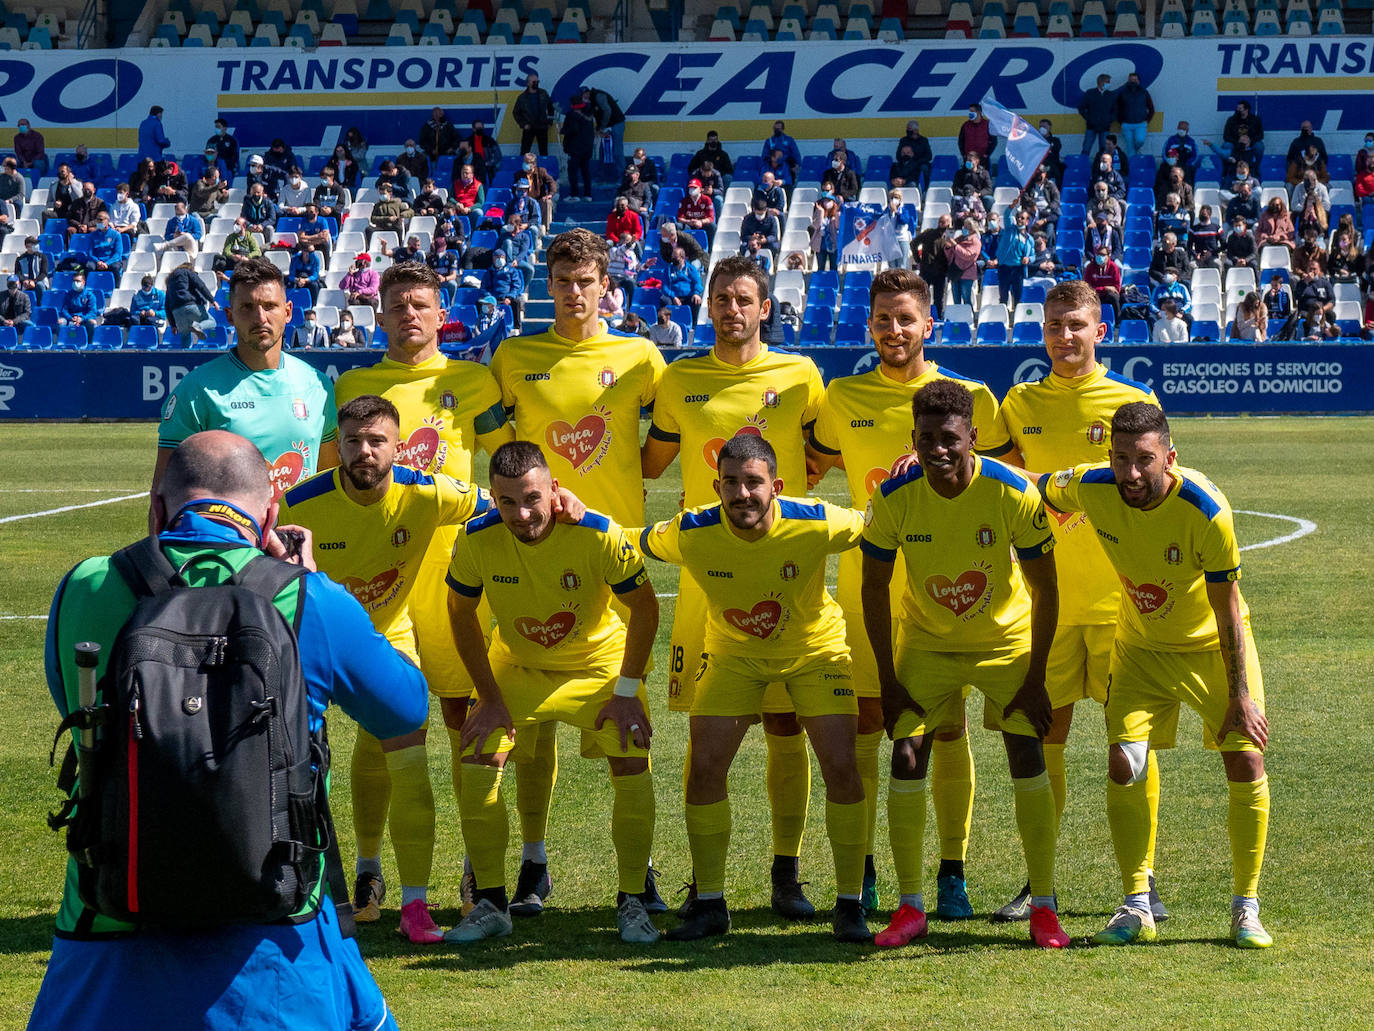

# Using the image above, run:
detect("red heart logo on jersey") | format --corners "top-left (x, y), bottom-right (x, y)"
top-left (546, 415), bottom-right (607, 469)
top-left (924, 570), bottom-right (989, 616)
top-left (1122, 576), bottom-right (1168, 614)
top-left (267, 451), bottom-right (305, 497)
top-left (396, 425), bottom-right (441, 471)
top-left (702, 425), bottom-right (763, 470)
top-left (723, 599), bottom-right (783, 639)
top-left (342, 568), bottom-right (400, 607)
top-left (514, 611), bottom-right (577, 647)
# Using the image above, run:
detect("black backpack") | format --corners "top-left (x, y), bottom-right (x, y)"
top-left (49, 538), bottom-right (354, 935)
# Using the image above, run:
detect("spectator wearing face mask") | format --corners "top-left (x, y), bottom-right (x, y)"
top-left (1152, 297), bottom-right (1190, 342)
top-left (108, 183), bottom-right (144, 237)
top-left (277, 167), bottom-right (312, 218)
top-left (412, 178), bottom-right (445, 218)
top-left (958, 103), bottom-right (997, 164)
top-left (822, 152), bottom-right (860, 202)
top-left (497, 217), bottom-right (537, 282)
top-left (943, 217), bottom-right (982, 305)
top-left (1078, 75), bottom-right (1117, 156)
top-left (1256, 196), bottom-right (1296, 253)
top-left (1287, 143), bottom-right (1329, 188)
top-left (1149, 231), bottom-right (1192, 285)
top-left (130, 274), bottom-right (166, 328)
top-left (291, 308), bottom-right (330, 348)
top-left (760, 120), bottom-right (801, 179)
top-left (467, 120), bottom-right (503, 184)
top-left (623, 148), bottom-right (660, 208)
top-left (1083, 246), bottom-right (1123, 319)
top-left (419, 107), bottom-right (458, 162)
top-left (689, 131), bottom-right (734, 181)
top-left (560, 94), bottom-right (597, 201)
top-left (13, 118), bottom-right (48, 176)
top-left (608, 232), bottom-right (639, 303)
top-left (1087, 181), bottom-right (1122, 229)
top-left (449, 164), bottom-right (484, 216)
top-left (1223, 216), bottom-right (1257, 271)
top-left (606, 195), bottom-right (643, 244)
top-left (695, 160), bottom-right (725, 218)
top-left (953, 153), bottom-right (993, 213)
top-left (136, 107), bottom-right (169, 164)
top-left (1149, 271), bottom-right (1192, 325)
top-left (395, 139), bottom-right (429, 186)
top-left (1163, 120), bottom-right (1201, 176)
top-left (520, 153), bottom-right (559, 227)
top-left (740, 197), bottom-right (781, 255)
top-left (0, 274), bottom-right (32, 335)
top-left (489, 252), bottom-right (526, 330)
top-left (810, 194), bottom-right (841, 273)
top-left (207, 117), bottom-right (240, 174)
top-left (676, 178), bottom-right (715, 245)
top-left (504, 177), bottom-right (542, 227)
top-left (342, 253), bottom-right (380, 309)
top-left (1086, 210), bottom-right (1123, 261)
top-left (289, 243), bottom-right (323, 304)
top-left (332, 309), bottom-right (368, 347)
top-left (1285, 120), bottom-right (1328, 179)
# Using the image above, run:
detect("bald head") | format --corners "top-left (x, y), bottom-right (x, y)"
top-left (158, 431), bottom-right (271, 515)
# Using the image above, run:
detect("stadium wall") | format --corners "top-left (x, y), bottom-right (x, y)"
top-left (0, 345), bottom-right (1366, 420)
top-left (10, 38), bottom-right (1374, 152)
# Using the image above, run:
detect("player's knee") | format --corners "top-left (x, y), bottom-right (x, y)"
top-left (1003, 732), bottom-right (1045, 778)
top-left (890, 737), bottom-right (929, 780)
top-left (609, 756), bottom-right (648, 777)
top-left (763, 711), bottom-right (802, 736)
top-left (932, 721), bottom-right (967, 742)
top-left (439, 696), bottom-right (468, 730)
top-left (1108, 740), bottom-right (1149, 785)
top-left (1222, 748), bottom-right (1264, 782)
top-left (857, 698), bottom-right (885, 736)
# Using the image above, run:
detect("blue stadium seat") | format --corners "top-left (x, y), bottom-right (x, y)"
top-left (1117, 319), bottom-right (1149, 342)
top-left (803, 304), bottom-right (834, 326)
top-left (56, 325), bottom-right (87, 349)
top-left (1011, 322), bottom-right (1041, 343)
top-left (976, 321), bottom-right (1008, 344)
top-left (940, 322), bottom-right (973, 344)
top-left (1191, 319), bottom-right (1221, 341)
top-left (0, 326), bottom-right (17, 350)
top-left (834, 322), bottom-right (867, 345)
top-left (20, 326), bottom-right (53, 350)
top-left (91, 324), bottom-right (124, 349)
top-left (799, 322), bottom-right (832, 346)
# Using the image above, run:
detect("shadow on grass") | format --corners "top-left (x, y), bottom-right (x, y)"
top-left (0, 914), bottom-right (66, 954)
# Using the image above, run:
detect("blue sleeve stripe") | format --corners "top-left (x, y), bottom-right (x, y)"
top-left (933, 364), bottom-right (988, 386)
top-left (646, 423), bottom-right (680, 443)
top-left (392, 466), bottom-right (436, 486)
top-left (466, 509), bottom-right (504, 534)
top-left (611, 568), bottom-right (647, 594)
top-left (1082, 467), bottom-right (1117, 485)
top-left (1015, 537), bottom-right (1054, 559)
top-left (778, 498), bottom-right (826, 521)
top-left (282, 470), bottom-right (336, 506)
top-left (638, 526), bottom-right (662, 560)
top-left (680, 506), bottom-right (723, 530)
top-left (859, 537), bottom-right (897, 561)
top-left (446, 573), bottom-right (484, 597)
top-left (879, 465), bottom-right (923, 497)
top-left (1204, 567), bottom-right (1240, 583)
top-left (1177, 478), bottom-right (1223, 519)
top-left (979, 458), bottom-right (1030, 492)
top-left (578, 510), bottom-right (611, 532)
top-left (1103, 368), bottom-right (1153, 395)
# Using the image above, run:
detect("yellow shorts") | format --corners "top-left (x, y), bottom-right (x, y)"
top-left (690, 646), bottom-right (857, 719)
top-left (1106, 630), bottom-right (1265, 753)
top-left (1045, 623), bottom-right (1114, 709)
top-left (412, 531), bottom-right (482, 699)
top-left (668, 574), bottom-right (795, 715)
top-left (464, 659), bottom-right (650, 760)
top-left (892, 642), bottom-right (1035, 739)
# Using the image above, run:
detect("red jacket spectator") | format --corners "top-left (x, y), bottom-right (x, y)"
top-left (1083, 255), bottom-right (1123, 293)
top-left (606, 202), bottom-right (643, 242)
top-left (676, 181), bottom-right (715, 228)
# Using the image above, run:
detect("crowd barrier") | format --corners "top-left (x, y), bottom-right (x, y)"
top-left (0, 343), bottom-right (1367, 419)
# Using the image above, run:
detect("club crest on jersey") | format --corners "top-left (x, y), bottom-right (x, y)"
top-left (779, 560), bottom-right (798, 581)
top-left (761, 387), bottom-right (779, 408)
top-left (1053, 468), bottom-right (1074, 488)
top-left (292, 398), bottom-right (309, 420)
top-left (392, 526), bottom-right (410, 548)
top-left (1164, 543), bottom-right (1182, 565)
top-left (1086, 421), bottom-right (1106, 445)
top-left (560, 569), bottom-right (582, 591)
top-left (440, 390), bottom-right (457, 410)
top-left (598, 367), bottom-right (617, 388)
top-left (975, 524), bottom-right (997, 548)
top-left (161, 394), bottom-right (177, 422)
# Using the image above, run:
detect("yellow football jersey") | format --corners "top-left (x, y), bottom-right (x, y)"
top-left (1000, 364), bottom-right (1159, 625)
top-left (334, 352), bottom-right (512, 481)
top-left (640, 497), bottom-right (862, 658)
top-left (490, 324), bottom-right (665, 528)
top-left (811, 362), bottom-right (1011, 614)
top-left (1039, 463), bottom-right (1247, 652)
top-left (280, 467), bottom-right (489, 650)
top-left (649, 346), bottom-right (824, 508)
top-left (861, 457), bottom-right (1054, 652)
top-left (446, 509), bottom-right (649, 671)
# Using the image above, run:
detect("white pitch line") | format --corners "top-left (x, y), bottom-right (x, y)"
top-left (0, 488), bottom-right (145, 494)
top-left (0, 614), bottom-right (46, 620)
top-left (0, 493), bottom-right (146, 525)
top-left (1236, 510), bottom-right (1317, 552)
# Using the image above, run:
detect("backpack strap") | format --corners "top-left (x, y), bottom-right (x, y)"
top-left (232, 556), bottom-right (308, 634)
top-left (110, 537), bottom-right (182, 599)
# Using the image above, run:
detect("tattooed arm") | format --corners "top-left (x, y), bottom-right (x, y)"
top-left (1206, 579), bottom-right (1269, 750)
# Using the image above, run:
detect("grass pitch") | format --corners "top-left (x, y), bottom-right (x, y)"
top-left (1, 418), bottom-right (1371, 1030)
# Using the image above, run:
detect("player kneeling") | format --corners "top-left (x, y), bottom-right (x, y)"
top-left (445, 442), bottom-right (662, 944)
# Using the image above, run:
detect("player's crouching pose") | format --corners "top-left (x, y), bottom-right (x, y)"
top-left (640, 434), bottom-right (872, 943)
top-left (1039, 403), bottom-right (1272, 949)
top-left (861, 381), bottom-right (1069, 949)
top-left (445, 441), bottom-right (662, 944)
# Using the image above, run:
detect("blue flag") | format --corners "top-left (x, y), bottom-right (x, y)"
top-left (981, 98), bottom-right (1052, 190)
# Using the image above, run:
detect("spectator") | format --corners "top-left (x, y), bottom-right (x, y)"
top-left (664, 247), bottom-right (703, 318)
top-left (1225, 181), bottom-right (1260, 227)
top-left (497, 216), bottom-right (537, 282)
top-left (291, 308), bottom-right (330, 348)
top-left (1115, 70), bottom-right (1154, 156)
top-left (561, 95), bottom-right (596, 201)
top-left (1152, 297), bottom-right (1190, 342)
top-left (342, 126), bottom-right (369, 166)
top-left (312, 165), bottom-right (350, 222)
top-left (739, 196), bottom-right (780, 254)
top-left (1037, 119), bottom-right (1066, 184)
top-left (449, 163), bottom-right (484, 216)
top-left (912, 213), bottom-right (952, 318)
top-left (656, 221), bottom-right (705, 267)
top-left (1256, 196), bottom-right (1296, 252)
top-left (822, 151), bottom-right (860, 202)
top-left (1232, 291), bottom-right (1268, 341)
top-left (979, 212), bottom-right (1002, 275)
top-left (996, 209), bottom-right (1035, 307)
top-left (809, 194), bottom-right (840, 272)
top-left (741, 232), bottom-right (774, 275)
top-left (504, 177), bottom-right (541, 228)
top-left (1297, 189), bottom-right (1328, 238)
top-left (1291, 168), bottom-right (1330, 215)
top-left (490, 255), bottom-right (525, 330)
top-left (207, 117), bottom-right (240, 174)
top-left (886, 189), bottom-right (920, 267)
top-left (594, 274), bottom-right (625, 327)
top-left (128, 158), bottom-right (158, 208)
top-left (1096, 133), bottom-right (1131, 178)
top-left (759, 145), bottom-right (792, 189)
top-left (1292, 225), bottom-right (1327, 282)
top-left (189, 165), bottom-right (229, 216)
top-left (619, 310), bottom-right (649, 337)
top-left (67, 144), bottom-right (97, 183)
top-left (1164, 119), bottom-right (1201, 176)
top-left (1295, 271), bottom-right (1335, 316)
top-left (676, 178), bottom-right (715, 244)
top-left (289, 243), bottom-right (323, 304)
top-left (262, 138), bottom-right (296, 189)
top-left (50, 166), bottom-right (82, 222)
top-left (418, 107), bottom-right (458, 162)
top-left (1299, 303), bottom-right (1339, 340)
top-left (1262, 274), bottom-right (1291, 318)
top-left (760, 120), bottom-right (801, 179)
top-left (14, 236), bottom-right (49, 298)
top-left (59, 272), bottom-right (100, 332)
top-left (957, 103), bottom-right (996, 164)
top-left (332, 309), bottom-right (369, 347)
top-left (1328, 225), bottom-right (1362, 284)
top-left (152, 200), bottom-right (200, 255)
top-left (277, 168), bottom-right (312, 218)
top-left (950, 186), bottom-right (985, 233)
top-left (608, 230), bottom-right (639, 293)
top-left (368, 182), bottom-right (411, 242)
top-left (1154, 164), bottom-right (1193, 210)
top-left (606, 195), bottom-right (642, 244)
top-left (13, 117), bottom-right (48, 176)
top-left (1083, 245), bottom-right (1123, 319)
top-left (1027, 232), bottom-right (1059, 289)
top-left (1079, 74), bottom-right (1117, 155)
top-left (827, 137), bottom-right (862, 175)
top-left (752, 171), bottom-right (786, 220)
top-left (66, 181), bottom-right (106, 239)
top-left (952, 152), bottom-right (992, 209)
top-left (84, 213), bottom-right (122, 279)
top-left (296, 203), bottom-right (332, 257)
top-left (240, 182), bottom-right (277, 241)
top-left (0, 274), bottom-right (31, 335)
top-left (1149, 271), bottom-right (1191, 322)
top-left (623, 147), bottom-right (660, 208)
top-left (514, 74), bottom-right (556, 156)
top-left (1091, 152), bottom-right (1126, 200)
top-left (1207, 128), bottom-right (1260, 180)
top-left (467, 119), bottom-right (502, 184)
top-left (1356, 145), bottom-right (1374, 222)
top-left (649, 305), bottom-right (682, 347)
top-left (1022, 167), bottom-right (1060, 247)
top-left (374, 160), bottom-right (411, 202)
top-left (1149, 231), bottom-right (1192, 284)
top-left (521, 152), bottom-right (559, 227)
top-left (1285, 119), bottom-right (1328, 175)
top-left (944, 217), bottom-right (982, 305)
top-left (617, 166), bottom-right (651, 214)
top-left (342, 254), bottom-right (379, 309)
top-left (1086, 210), bottom-right (1123, 260)
top-left (580, 86), bottom-right (626, 178)
top-left (0, 157), bottom-right (25, 205)
top-left (1155, 193), bottom-right (1190, 244)
top-left (186, 145), bottom-right (231, 187)
top-left (405, 177), bottom-right (440, 218)
top-left (1190, 204), bottom-right (1222, 268)
top-left (1223, 215), bottom-right (1258, 271)
top-left (323, 145), bottom-right (360, 191)
top-left (690, 130), bottom-right (734, 179)
top-left (131, 274), bottom-right (166, 328)
top-left (220, 218), bottom-right (262, 271)
top-left (151, 159), bottom-right (189, 206)
top-left (1288, 143), bottom-right (1329, 188)
top-left (427, 236), bottom-right (461, 300)
top-left (888, 141), bottom-right (925, 191)
top-left (1223, 100), bottom-right (1265, 158)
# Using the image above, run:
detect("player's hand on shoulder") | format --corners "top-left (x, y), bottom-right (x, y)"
top-left (888, 451), bottom-right (919, 479)
top-left (551, 485), bottom-right (587, 523)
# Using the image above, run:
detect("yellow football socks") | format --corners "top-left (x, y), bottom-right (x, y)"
top-left (685, 799), bottom-right (732, 898)
top-left (855, 730), bottom-right (883, 855)
top-left (517, 721), bottom-right (559, 846)
top-left (930, 733), bottom-right (975, 862)
top-left (350, 729), bottom-right (391, 863)
top-left (887, 776), bottom-right (927, 897)
top-left (1145, 750), bottom-right (1162, 873)
top-left (459, 762), bottom-right (508, 890)
top-left (1012, 770), bottom-right (1057, 899)
top-left (611, 767), bottom-right (656, 896)
top-left (383, 744), bottom-right (436, 890)
top-left (765, 731), bottom-right (810, 858)
top-left (1229, 774), bottom-right (1270, 899)
top-left (1106, 778), bottom-right (1153, 895)
top-left (826, 799), bottom-right (867, 898)
top-left (1043, 742), bottom-right (1068, 827)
